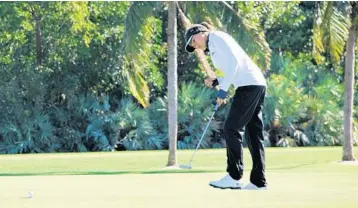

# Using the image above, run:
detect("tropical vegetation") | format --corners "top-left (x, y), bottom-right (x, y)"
top-left (0, 2), bottom-right (356, 162)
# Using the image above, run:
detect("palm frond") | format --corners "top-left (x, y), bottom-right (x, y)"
top-left (122, 2), bottom-right (159, 55)
top-left (327, 5), bottom-right (351, 63)
top-left (221, 2), bottom-right (271, 69)
top-left (183, 1), bottom-right (221, 27)
top-left (125, 68), bottom-right (150, 109)
top-left (120, 2), bottom-right (159, 108)
top-left (313, 2), bottom-right (351, 64)
top-left (312, 3), bottom-right (326, 64)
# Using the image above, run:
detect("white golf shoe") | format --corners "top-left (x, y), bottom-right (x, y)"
top-left (209, 174), bottom-right (244, 189)
top-left (243, 182), bottom-right (267, 190)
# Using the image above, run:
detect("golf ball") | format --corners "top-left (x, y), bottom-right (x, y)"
top-left (28, 192), bottom-right (33, 198)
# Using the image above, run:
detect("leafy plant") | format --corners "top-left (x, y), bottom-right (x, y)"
top-left (116, 98), bottom-right (164, 150)
top-left (176, 82), bottom-right (222, 149)
top-left (0, 113), bottom-right (57, 154)
top-left (264, 52), bottom-right (345, 147)
top-left (263, 74), bottom-right (310, 147)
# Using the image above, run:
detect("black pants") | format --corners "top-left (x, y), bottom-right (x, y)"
top-left (224, 85), bottom-right (266, 187)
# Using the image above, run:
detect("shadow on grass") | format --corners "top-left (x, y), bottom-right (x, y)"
top-left (0, 171), bottom-right (132, 177)
top-left (0, 169), bottom-right (224, 177)
top-left (0, 162), bottom-right (323, 177)
top-left (269, 162), bottom-right (318, 170)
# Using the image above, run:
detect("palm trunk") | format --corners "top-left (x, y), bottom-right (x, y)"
top-left (167, 1), bottom-right (178, 166)
top-left (342, 23), bottom-right (356, 161)
top-left (176, 4), bottom-right (216, 78)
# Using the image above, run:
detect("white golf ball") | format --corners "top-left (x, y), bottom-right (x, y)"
top-left (28, 192), bottom-right (33, 198)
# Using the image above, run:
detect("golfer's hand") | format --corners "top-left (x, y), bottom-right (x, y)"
top-left (204, 78), bottom-right (216, 88)
top-left (216, 98), bottom-right (226, 106)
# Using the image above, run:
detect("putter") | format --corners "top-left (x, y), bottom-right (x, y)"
top-left (180, 103), bottom-right (220, 169)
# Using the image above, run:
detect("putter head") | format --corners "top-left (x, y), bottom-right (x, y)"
top-left (179, 164), bottom-right (192, 169)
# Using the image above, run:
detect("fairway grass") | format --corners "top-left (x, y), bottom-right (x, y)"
top-left (1, 147), bottom-right (357, 208)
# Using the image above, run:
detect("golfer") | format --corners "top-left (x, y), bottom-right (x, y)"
top-left (184, 22), bottom-right (267, 190)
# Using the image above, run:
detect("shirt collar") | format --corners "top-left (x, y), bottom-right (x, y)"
top-left (204, 33), bottom-right (211, 54)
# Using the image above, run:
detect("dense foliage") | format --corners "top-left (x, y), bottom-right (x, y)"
top-left (0, 1), bottom-right (357, 153)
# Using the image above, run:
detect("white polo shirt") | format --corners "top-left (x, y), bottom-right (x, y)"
top-left (207, 31), bottom-right (266, 92)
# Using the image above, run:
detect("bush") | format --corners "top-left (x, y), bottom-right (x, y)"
top-left (263, 74), bottom-right (310, 147)
top-left (115, 98), bottom-right (164, 150)
top-left (263, 52), bottom-right (345, 147)
top-left (147, 81), bottom-right (227, 149)
top-left (176, 82), bottom-right (222, 149)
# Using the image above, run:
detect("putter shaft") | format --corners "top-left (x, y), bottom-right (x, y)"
top-left (188, 104), bottom-right (219, 166)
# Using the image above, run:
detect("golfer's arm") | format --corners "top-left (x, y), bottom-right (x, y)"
top-left (211, 36), bottom-right (239, 95)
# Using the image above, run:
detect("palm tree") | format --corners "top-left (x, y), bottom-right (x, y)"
top-left (342, 2), bottom-right (357, 161)
top-left (312, 1), bottom-right (356, 161)
top-left (121, 2), bottom-right (271, 166)
top-left (166, 1), bottom-right (178, 166)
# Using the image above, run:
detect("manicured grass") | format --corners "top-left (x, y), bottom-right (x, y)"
top-left (1, 147), bottom-right (357, 175)
top-left (0, 147), bottom-right (357, 208)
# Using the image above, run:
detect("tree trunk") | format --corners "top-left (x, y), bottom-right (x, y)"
top-left (35, 17), bottom-right (42, 66)
top-left (29, 5), bottom-right (42, 66)
top-left (166, 1), bottom-right (178, 166)
top-left (176, 4), bottom-right (216, 78)
top-left (342, 23), bottom-right (356, 161)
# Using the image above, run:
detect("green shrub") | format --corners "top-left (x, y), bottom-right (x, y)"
top-left (264, 52), bottom-right (345, 147)
top-left (115, 98), bottom-right (164, 150)
top-left (263, 74), bottom-right (310, 147)
top-left (147, 82), bottom-right (225, 149)
top-left (176, 82), bottom-right (222, 149)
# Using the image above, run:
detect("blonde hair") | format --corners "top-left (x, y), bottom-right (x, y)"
top-left (200, 22), bottom-right (215, 31)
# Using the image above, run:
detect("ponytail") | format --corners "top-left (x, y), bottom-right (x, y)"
top-left (200, 21), bottom-right (215, 31)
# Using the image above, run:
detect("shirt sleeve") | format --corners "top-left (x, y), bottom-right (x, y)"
top-left (210, 33), bottom-right (240, 92)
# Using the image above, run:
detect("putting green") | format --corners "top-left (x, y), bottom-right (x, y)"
top-left (0, 147), bottom-right (357, 207)
top-left (1, 172), bottom-right (357, 208)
